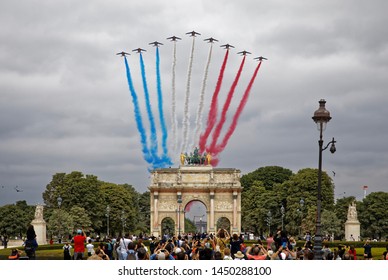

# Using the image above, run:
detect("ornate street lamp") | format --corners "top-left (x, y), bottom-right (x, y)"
top-left (57, 196), bottom-right (62, 243)
top-left (299, 198), bottom-right (304, 237)
top-left (106, 205), bottom-right (110, 237)
top-left (312, 99), bottom-right (336, 259)
top-left (266, 210), bottom-right (272, 235)
top-left (280, 204), bottom-right (285, 231)
top-left (121, 210), bottom-right (126, 235)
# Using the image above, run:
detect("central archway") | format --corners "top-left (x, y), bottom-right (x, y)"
top-left (184, 200), bottom-right (207, 233)
top-left (149, 166), bottom-right (242, 237)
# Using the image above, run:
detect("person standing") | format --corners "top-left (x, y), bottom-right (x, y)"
top-left (266, 233), bottom-right (274, 250)
top-left (73, 228), bottom-right (86, 260)
top-left (25, 225), bottom-right (38, 259)
top-left (229, 233), bottom-right (243, 259)
top-left (215, 228), bottom-right (230, 258)
top-left (63, 243), bottom-right (72, 260)
top-left (86, 239), bottom-right (95, 257)
top-left (363, 239), bottom-right (372, 260)
top-left (348, 245), bottom-right (357, 260)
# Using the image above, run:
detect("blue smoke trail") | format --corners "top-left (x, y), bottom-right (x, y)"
top-left (156, 48), bottom-right (172, 165)
top-left (139, 53), bottom-right (161, 167)
top-left (124, 57), bottom-right (152, 164)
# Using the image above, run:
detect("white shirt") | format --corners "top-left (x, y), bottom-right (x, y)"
top-left (119, 238), bottom-right (132, 254)
top-left (86, 243), bottom-right (94, 254)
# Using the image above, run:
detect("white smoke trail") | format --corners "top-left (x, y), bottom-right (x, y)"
top-left (192, 43), bottom-right (213, 151)
top-left (171, 41), bottom-right (178, 159)
top-left (181, 36), bottom-right (196, 153)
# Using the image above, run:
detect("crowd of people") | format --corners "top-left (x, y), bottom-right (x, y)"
top-left (6, 224), bottom-right (388, 260)
top-left (59, 228), bottom-right (388, 261)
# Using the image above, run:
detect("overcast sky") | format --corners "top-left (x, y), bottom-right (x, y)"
top-left (1, 0), bottom-right (387, 206)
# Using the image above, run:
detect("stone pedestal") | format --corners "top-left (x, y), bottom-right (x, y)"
top-left (344, 201), bottom-right (360, 241)
top-left (345, 220), bottom-right (360, 241)
top-left (31, 219), bottom-right (47, 245)
top-left (31, 205), bottom-right (47, 245)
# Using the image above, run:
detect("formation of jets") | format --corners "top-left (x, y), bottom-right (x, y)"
top-left (117, 31), bottom-right (267, 60)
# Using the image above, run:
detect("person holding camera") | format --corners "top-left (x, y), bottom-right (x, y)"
top-left (150, 240), bottom-right (175, 260)
top-left (215, 228), bottom-right (230, 257)
top-left (246, 243), bottom-right (268, 260)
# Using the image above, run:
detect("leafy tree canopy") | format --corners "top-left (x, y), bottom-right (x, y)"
top-left (240, 166), bottom-right (293, 191)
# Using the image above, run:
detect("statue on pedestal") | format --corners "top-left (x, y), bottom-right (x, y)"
top-left (345, 200), bottom-right (360, 241)
top-left (347, 201), bottom-right (358, 221)
top-left (31, 204), bottom-right (47, 245)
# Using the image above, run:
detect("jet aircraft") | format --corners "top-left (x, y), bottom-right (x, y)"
top-left (220, 44), bottom-right (235, 49)
top-left (116, 51), bottom-right (130, 57)
top-left (167, 36), bottom-right (182, 41)
top-left (254, 56), bottom-right (268, 61)
top-left (204, 37), bottom-right (218, 43)
top-left (237, 50), bottom-right (251, 56)
top-left (149, 41), bottom-right (164, 47)
top-left (132, 48), bottom-right (146, 53)
top-left (186, 30), bottom-right (201, 37)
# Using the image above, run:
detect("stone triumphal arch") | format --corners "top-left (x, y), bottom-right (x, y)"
top-left (149, 165), bottom-right (242, 237)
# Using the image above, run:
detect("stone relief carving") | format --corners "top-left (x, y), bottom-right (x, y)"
top-left (215, 200), bottom-right (233, 210)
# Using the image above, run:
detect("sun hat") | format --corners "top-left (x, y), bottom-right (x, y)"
top-left (234, 251), bottom-right (245, 259)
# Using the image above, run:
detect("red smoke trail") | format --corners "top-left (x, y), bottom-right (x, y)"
top-left (185, 200), bottom-right (195, 212)
top-left (199, 50), bottom-right (229, 153)
top-left (208, 56), bottom-right (246, 154)
top-left (212, 61), bottom-right (262, 161)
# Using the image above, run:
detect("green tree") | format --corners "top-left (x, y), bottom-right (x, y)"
top-left (0, 201), bottom-right (34, 237)
top-left (99, 183), bottom-right (138, 236)
top-left (281, 168), bottom-right (335, 236)
top-left (135, 191), bottom-right (150, 235)
top-left (321, 209), bottom-right (341, 238)
top-left (46, 209), bottom-right (74, 240)
top-left (185, 218), bottom-right (197, 233)
top-left (42, 171), bottom-right (105, 231)
top-left (69, 206), bottom-right (92, 233)
top-left (358, 192), bottom-right (388, 239)
top-left (240, 166), bottom-right (293, 191)
top-left (241, 181), bottom-right (278, 235)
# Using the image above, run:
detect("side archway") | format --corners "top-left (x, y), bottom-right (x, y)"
top-left (216, 217), bottom-right (231, 233)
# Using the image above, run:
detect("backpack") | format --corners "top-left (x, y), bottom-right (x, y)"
top-left (25, 239), bottom-right (36, 252)
top-left (64, 246), bottom-right (71, 257)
